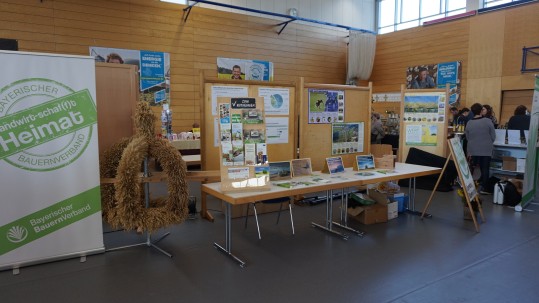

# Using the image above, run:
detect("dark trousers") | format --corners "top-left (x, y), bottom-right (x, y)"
top-left (471, 156), bottom-right (491, 191)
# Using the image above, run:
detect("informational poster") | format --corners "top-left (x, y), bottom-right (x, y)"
top-left (266, 117), bottom-right (289, 144)
top-left (403, 92), bottom-right (446, 123)
top-left (308, 89), bottom-right (345, 124)
top-left (258, 87), bottom-right (290, 115)
top-left (331, 122), bottom-right (364, 155)
top-left (372, 92), bottom-right (401, 102)
top-left (0, 50), bottom-right (104, 270)
top-left (449, 137), bottom-right (477, 201)
top-left (520, 75), bottom-right (539, 210)
top-left (406, 61), bottom-right (461, 105)
top-left (211, 86), bottom-right (248, 115)
top-left (405, 124), bottom-right (438, 146)
top-left (217, 57), bottom-right (274, 81)
top-left (89, 47), bottom-right (170, 106)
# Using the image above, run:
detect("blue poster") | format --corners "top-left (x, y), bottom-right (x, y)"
top-left (436, 61), bottom-right (460, 105)
top-left (140, 50), bottom-right (165, 91)
top-left (154, 89), bottom-right (167, 104)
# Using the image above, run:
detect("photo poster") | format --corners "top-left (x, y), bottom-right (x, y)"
top-left (331, 122), bottom-right (364, 155)
top-left (448, 137), bottom-right (478, 201)
top-left (89, 47), bottom-right (170, 106)
top-left (308, 89), bottom-right (345, 124)
top-left (355, 155), bottom-right (375, 170)
top-left (325, 157), bottom-right (345, 174)
top-left (218, 97), bottom-right (270, 192)
top-left (406, 61), bottom-right (461, 106)
top-left (269, 161), bottom-right (292, 181)
top-left (403, 92), bottom-right (446, 124)
top-left (521, 75), bottom-right (539, 209)
top-left (405, 124), bottom-right (438, 146)
top-left (291, 158), bottom-right (313, 177)
top-left (217, 57), bottom-right (274, 81)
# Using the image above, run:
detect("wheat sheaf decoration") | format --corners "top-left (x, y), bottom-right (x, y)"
top-left (100, 102), bottom-right (189, 233)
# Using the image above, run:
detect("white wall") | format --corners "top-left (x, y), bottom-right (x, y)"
top-left (196, 0), bottom-right (376, 31)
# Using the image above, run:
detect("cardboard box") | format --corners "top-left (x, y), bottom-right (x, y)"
top-left (502, 156), bottom-right (516, 171)
top-left (367, 190), bottom-right (399, 220)
top-left (347, 203), bottom-right (388, 225)
top-left (387, 201), bottom-right (398, 220)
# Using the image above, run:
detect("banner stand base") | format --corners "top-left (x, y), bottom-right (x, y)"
top-left (106, 232), bottom-right (172, 258)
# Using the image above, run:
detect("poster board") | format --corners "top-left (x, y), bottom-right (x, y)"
top-left (519, 75), bottom-right (539, 211)
top-left (218, 97), bottom-right (270, 192)
top-left (201, 78), bottom-right (296, 171)
top-left (299, 81), bottom-right (372, 171)
top-left (399, 85), bottom-right (449, 162)
top-left (423, 138), bottom-right (483, 232)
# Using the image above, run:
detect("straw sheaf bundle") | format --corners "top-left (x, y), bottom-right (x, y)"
top-left (99, 137), bottom-right (133, 227)
top-left (134, 101), bottom-right (155, 139)
top-left (101, 101), bottom-right (189, 232)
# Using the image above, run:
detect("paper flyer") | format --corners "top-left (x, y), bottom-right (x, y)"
top-left (266, 117), bottom-right (289, 144)
top-left (220, 123), bottom-right (231, 142)
top-left (227, 167), bottom-right (250, 179)
top-left (211, 86), bottom-right (248, 115)
top-left (242, 109), bottom-right (264, 124)
top-left (258, 87), bottom-right (290, 115)
top-left (221, 142), bottom-right (233, 166)
top-left (219, 103), bottom-right (230, 124)
top-left (232, 141), bottom-right (245, 165)
top-left (256, 143), bottom-right (268, 164)
top-left (231, 123), bottom-right (243, 141)
top-left (244, 143), bottom-right (257, 165)
top-left (244, 128), bottom-right (265, 143)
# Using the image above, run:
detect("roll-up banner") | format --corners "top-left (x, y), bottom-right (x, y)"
top-left (0, 50), bottom-right (104, 271)
top-left (519, 75), bottom-right (539, 210)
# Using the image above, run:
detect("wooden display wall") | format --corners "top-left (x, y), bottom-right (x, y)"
top-left (202, 79), bottom-right (297, 171)
top-left (299, 81), bottom-right (372, 172)
top-left (399, 85), bottom-right (449, 162)
top-left (0, 0), bottom-right (348, 133)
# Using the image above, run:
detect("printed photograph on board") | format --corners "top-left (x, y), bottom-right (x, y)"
top-left (269, 161), bottom-right (292, 181)
top-left (291, 158), bottom-right (313, 177)
top-left (308, 89), bottom-right (345, 124)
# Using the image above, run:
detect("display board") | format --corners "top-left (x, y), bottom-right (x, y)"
top-left (399, 85), bottom-right (449, 162)
top-left (217, 97), bottom-right (270, 192)
top-left (202, 79), bottom-right (297, 171)
top-left (422, 138), bottom-right (484, 232)
top-left (299, 81), bottom-right (372, 171)
top-left (0, 50), bottom-right (104, 271)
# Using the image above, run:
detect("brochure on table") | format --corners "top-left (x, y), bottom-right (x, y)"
top-left (218, 97), bottom-right (270, 192)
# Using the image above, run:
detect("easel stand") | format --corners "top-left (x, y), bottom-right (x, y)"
top-left (106, 158), bottom-right (173, 257)
top-left (421, 139), bottom-right (485, 232)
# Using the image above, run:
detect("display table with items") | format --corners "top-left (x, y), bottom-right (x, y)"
top-left (202, 163), bottom-right (442, 267)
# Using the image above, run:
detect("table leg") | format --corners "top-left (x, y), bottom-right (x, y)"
top-left (200, 188), bottom-right (214, 222)
top-left (213, 202), bottom-right (246, 267)
top-left (312, 190), bottom-right (348, 240)
top-left (405, 177), bottom-right (432, 217)
top-left (331, 188), bottom-right (364, 237)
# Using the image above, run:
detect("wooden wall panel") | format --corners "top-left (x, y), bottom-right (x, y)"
top-left (500, 90), bottom-right (534, 127)
top-left (299, 83), bottom-right (372, 171)
top-left (467, 11), bottom-right (505, 79)
top-left (466, 78), bottom-right (502, 124)
top-left (0, 0), bottom-right (347, 133)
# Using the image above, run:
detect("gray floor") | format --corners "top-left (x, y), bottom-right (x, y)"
top-left (1, 183), bottom-right (539, 303)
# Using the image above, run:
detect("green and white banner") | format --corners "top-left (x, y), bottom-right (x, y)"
top-left (519, 75), bottom-right (539, 210)
top-left (0, 50), bottom-right (104, 270)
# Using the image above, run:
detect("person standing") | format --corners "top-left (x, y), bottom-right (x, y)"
top-left (465, 103), bottom-right (496, 194)
top-left (481, 104), bottom-right (498, 128)
top-left (507, 105), bottom-right (531, 140)
top-left (370, 112), bottom-right (385, 144)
